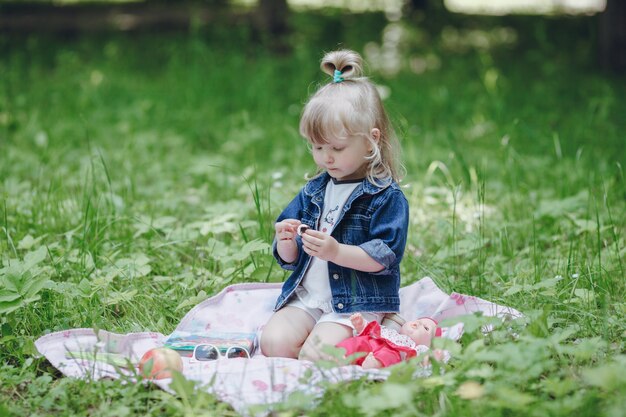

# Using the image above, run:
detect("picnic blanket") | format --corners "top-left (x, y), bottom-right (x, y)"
top-left (35, 277), bottom-right (522, 416)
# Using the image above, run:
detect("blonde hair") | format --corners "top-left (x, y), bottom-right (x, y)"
top-left (299, 49), bottom-right (403, 185)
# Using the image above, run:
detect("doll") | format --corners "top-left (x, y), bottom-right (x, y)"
top-left (337, 313), bottom-right (442, 369)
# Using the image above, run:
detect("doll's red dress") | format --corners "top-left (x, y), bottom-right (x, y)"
top-left (337, 321), bottom-right (419, 367)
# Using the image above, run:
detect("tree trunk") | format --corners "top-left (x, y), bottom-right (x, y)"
top-left (0, 2), bottom-right (235, 33)
top-left (256, 0), bottom-right (290, 53)
top-left (598, 0), bottom-right (626, 73)
top-left (257, 0), bottom-right (289, 36)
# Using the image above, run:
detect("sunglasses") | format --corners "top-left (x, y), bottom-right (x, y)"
top-left (191, 344), bottom-right (251, 361)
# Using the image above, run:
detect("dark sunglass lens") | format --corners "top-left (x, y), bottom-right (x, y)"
top-left (195, 345), bottom-right (219, 361)
top-left (227, 347), bottom-right (250, 359)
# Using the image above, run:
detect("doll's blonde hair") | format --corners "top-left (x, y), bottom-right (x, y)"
top-left (299, 49), bottom-right (404, 185)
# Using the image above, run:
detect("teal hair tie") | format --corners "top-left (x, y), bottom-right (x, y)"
top-left (333, 69), bottom-right (344, 83)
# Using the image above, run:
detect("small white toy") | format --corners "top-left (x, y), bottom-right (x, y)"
top-left (297, 224), bottom-right (311, 236)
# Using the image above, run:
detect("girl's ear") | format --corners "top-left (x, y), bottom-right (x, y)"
top-left (370, 128), bottom-right (381, 143)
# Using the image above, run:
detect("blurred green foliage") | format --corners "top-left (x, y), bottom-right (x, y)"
top-left (0, 6), bottom-right (625, 417)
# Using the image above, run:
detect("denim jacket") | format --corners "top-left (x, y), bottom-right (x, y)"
top-left (272, 172), bottom-right (409, 314)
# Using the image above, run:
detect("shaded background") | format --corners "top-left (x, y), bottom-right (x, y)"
top-left (1, 0), bottom-right (624, 72)
top-left (1, 0), bottom-right (624, 168)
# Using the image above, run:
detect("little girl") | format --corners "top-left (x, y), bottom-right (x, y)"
top-left (260, 49), bottom-right (409, 361)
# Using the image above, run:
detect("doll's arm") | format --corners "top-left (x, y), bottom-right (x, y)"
top-left (419, 348), bottom-right (446, 367)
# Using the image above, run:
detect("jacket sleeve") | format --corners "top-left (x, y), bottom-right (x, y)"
top-left (358, 189), bottom-right (409, 275)
top-left (272, 189), bottom-right (307, 270)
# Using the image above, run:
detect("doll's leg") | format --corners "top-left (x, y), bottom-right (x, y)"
top-left (361, 353), bottom-right (383, 369)
top-left (299, 322), bottom-right (353, 362)
top-left (336, 333), bottom-right (376, 365)
top-left (260, 306), bottom-right (316, 358)
top-left (371, 344), bottom-right (403, 368)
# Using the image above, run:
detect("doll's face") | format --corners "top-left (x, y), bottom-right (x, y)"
top-left (400, 318), bottom-right (437, 346)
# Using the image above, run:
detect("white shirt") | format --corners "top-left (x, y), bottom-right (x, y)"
top-left (296, 178), bottom-right (360, 312)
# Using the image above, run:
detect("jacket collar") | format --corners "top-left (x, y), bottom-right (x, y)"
top-left (303, 172), bottom-right (392, 197)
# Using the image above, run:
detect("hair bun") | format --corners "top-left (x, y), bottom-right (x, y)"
top-left (320, 49), bottom-right (364, 80)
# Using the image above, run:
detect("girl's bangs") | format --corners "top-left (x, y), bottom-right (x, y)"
top-left (301, 99), bottom-right (367, 144)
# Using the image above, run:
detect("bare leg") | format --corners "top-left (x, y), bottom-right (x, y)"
top-left (260, 306), bottom-right (316, 358)
top-left (299, 322), bottom-right (353, 362)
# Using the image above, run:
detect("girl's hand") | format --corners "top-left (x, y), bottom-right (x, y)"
top-left (275, 219), bottom-right (301, 242)
top-left (275, 219), bottom-right (301, 264)
top-left (299, 230), bottom-right (384, 273)
top-left (301, 229), bottom-right (339, 262)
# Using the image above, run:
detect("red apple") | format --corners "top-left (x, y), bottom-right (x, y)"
top-left (138, 347), bottom-right (183, 380)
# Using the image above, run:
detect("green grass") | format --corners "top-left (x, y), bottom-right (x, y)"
top-left (1, 9), bottom-right (625, 417)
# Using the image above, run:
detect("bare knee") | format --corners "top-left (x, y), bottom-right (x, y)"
top-left (260, 307), bottom-right (315, 359)
top-left (260, 327), bottom-right (300, 359)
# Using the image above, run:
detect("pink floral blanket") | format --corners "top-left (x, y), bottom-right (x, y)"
top-left (35, 277), bottom-right (521, 416)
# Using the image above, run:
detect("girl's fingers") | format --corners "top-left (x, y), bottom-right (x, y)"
top-left (304, 229), bottom-right (324, 238)
top-left (278, 224), bottom-right (298, 234)
top-left (276, 219), bottom-right (301, 233)
top-left (302, 234), bottom-right (323, 246)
